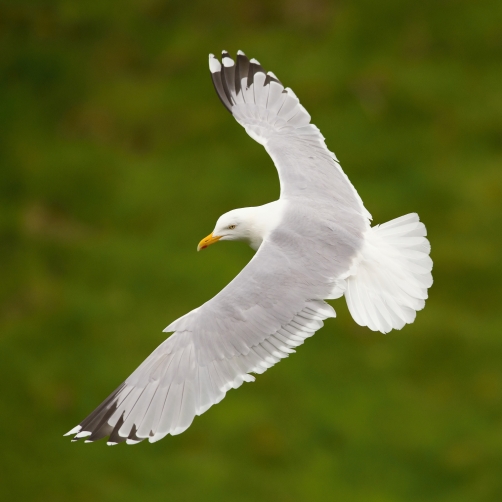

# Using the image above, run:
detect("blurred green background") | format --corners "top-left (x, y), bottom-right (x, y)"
top-left (1, 1), bottom-right (501, 501)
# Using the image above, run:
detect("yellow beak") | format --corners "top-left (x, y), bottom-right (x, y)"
top-left (197, 233), bottom-right (222, 251)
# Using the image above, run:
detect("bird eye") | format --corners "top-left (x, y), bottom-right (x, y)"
top-left (228, 225), bottom-right (236, 230)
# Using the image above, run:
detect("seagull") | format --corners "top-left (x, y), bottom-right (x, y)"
top-left (65, 50), bottom-right (433, 445)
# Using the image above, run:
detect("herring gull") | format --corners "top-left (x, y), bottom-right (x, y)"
top-left (65, 50), bottom-right (433, 445)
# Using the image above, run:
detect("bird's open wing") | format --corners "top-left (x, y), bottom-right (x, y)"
top-left (66, 249), bottom-right (340, 445)
top-left (210, 50), bottom-right (371, 220)
top-left (66, 51), bottom-right (369, 445)
top-left (66, 232), bottom-right (347, 445)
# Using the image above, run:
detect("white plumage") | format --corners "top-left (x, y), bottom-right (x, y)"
top-left (345, 213), bottom-right (433, 333)
top-left (66, 50), bottom-right (433, 445)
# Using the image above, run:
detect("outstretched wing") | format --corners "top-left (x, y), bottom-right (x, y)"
top-left (210, 50), bottom-right (371, 220)
top-left (66, 51), bottom-right (368, 445)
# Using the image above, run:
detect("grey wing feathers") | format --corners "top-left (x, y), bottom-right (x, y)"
top-left (209, 51), bottom-right (371, 220)
top-left (66, 300), bottom-right (335, 444)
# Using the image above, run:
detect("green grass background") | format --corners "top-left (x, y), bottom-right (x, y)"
top-left (1, 1), bottom-right (501, 500)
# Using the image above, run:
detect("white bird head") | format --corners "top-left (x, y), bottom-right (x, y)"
top-left (197, 201), bottom-right (285, 252)
top-left (197, 208), bottom-right (253, 251)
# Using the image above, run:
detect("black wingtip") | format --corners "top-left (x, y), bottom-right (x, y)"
top-left (209, 54), bottom-right (233, 113)
top-left (126, 425), bottom-right (144, 445)
top-left (67, 382), bottom-right (129, 445)
top-left (107, 412), bottom-right (127, 445)
top-left (265, 71), bottom-right (282, 86)
top-left (247, 58), bottom-right (265, 88)
top-left (235, 51), bottom-right (250, 97)
top-left (210, 51), bottom-right (284, 112)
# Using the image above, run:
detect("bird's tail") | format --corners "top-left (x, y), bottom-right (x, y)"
top-left (344, 213), bottom-right (433, 333)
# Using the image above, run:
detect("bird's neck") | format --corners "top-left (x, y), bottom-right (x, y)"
top-left (245, 200), bottom-right (286, 251)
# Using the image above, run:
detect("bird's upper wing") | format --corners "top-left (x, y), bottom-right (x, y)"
top-left (210, 50), bottom-right (371, 220)
top-left (66, 51), bottom-right (369, 445)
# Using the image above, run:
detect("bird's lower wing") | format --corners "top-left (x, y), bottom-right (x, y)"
top-left (66, 200), bottom-right (366, 446)
top-left (66, 298), bottom-right (335, 445)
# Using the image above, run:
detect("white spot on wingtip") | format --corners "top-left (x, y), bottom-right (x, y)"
top-left (107, 441), bottom-right (118, 446)
top-left (126, 439), bottom-right (141, 445)
top-left (84, 440), bottom-right (94, 443)
top-left (75, 430), bottom-right (92, 438)
top-left (237, 50), bottom-right (245, 55)
top-left (209, 55), bottom-right (221, 73)
top-left (250, 58), bottom-right (260, 64)
top-left (64, 425), bottom-right (82, 436)
top-left (222, 57), bottom-right (234, 67)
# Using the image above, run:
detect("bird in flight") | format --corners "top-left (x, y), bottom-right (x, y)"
top-left (66, 51), bottom-right (433, 445)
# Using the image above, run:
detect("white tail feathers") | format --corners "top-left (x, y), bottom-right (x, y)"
top-left (345, 213), bottom-right (433, 334)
